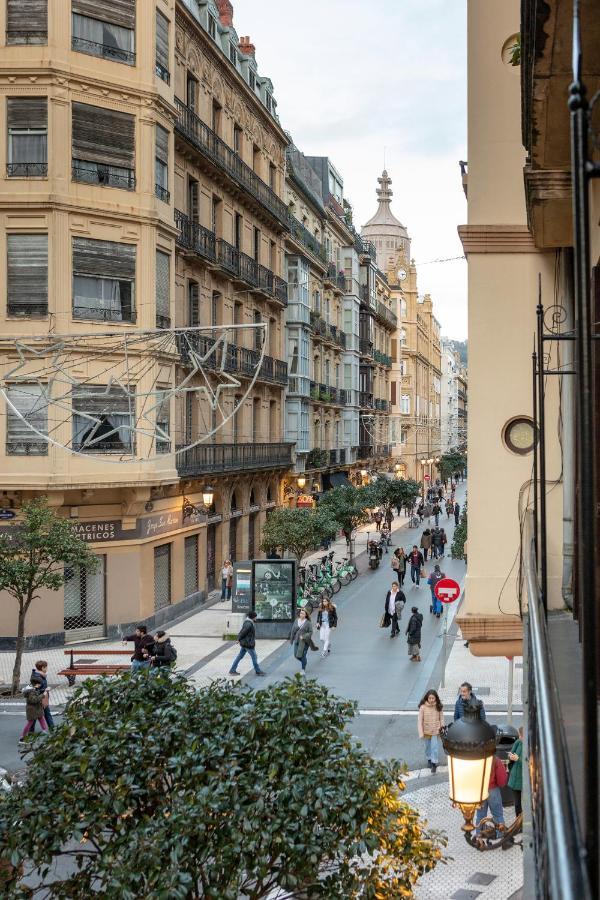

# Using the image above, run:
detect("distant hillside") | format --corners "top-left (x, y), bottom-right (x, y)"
top-left (453, 340), bottom-right (468, 368)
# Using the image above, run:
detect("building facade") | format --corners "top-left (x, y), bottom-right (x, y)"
top-left (0, 0), bottom-right (293, 645)
top-left (440, 338), bottom-right (467, 453)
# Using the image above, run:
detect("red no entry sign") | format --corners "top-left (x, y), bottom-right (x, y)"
top-left (424, 474), bottom-right (430, 480)
top-left (434, 577), bottom-right (461, 604)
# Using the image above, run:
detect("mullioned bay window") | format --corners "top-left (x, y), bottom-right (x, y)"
top-left (72, 383), bottom-right (135, 454)
top-left (72, 237), bottom-right (136, 322)
top-left (72, 0), bottom-right (136, 65)
top-left (7, 97), bottom-right (47, 177)
top-left (72, 102), bottom-right (135, 190)
top-left (7, 233), bottom-right (48, 317)
top-left (5, 384), bottom-right (49, 456)
top-left (6, 0), bottom-right (47, 45)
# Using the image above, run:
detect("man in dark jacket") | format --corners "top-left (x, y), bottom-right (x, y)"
top-left (406, 607), bottom-right (423, 661)
top-left (229, 611), bottom-right (266, 676)
top-left (151, 631), bottom-right (177, 668)
top-left (454, 682), bottom-right (487, 720)
top-left (454, 502), bottom-right (461, 526)
top-left (123, 625), bottom-right (155, 673)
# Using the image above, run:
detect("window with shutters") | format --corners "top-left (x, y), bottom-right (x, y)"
top-left (156, 250), bottom-right (171, 329)
top-left (71, 0), bottom-right (135, 66)
top-left (72, 383), bottom-right (135, 453)
top-left (5, 384), bottom-right (48, 455)
top-left (184, 535), bottom-right (199, 597)
top-left (155, 125), bottom-right (169, 202)
top-left (208, 15), bottom-right (216, 40)
top-left (188, 178), bottom-right (199, 223)
top-left (155, 10), bottom-right (170, 84)
top-left (155, 388), bottom-right (171, 453)
top-left (188, 281), bottom-right (199, 326)
top-left (7, 98), bottom-right (47, 177)
top-left (391, 381), bottom-right (397, 406)
top-left (6, 0), bottom-right (47, 45)
top-left (72, 102), bottom-right (135, 190)
top-left (72, 237), bottom-right (136, 322)
top-left (401, 394), bottom-right (410, 415)
top-left (7, 234), bottom-right (48, 317)
top-left (154, 544), bottom-right (172, 611)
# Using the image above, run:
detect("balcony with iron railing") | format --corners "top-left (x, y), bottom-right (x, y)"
top-left (375, 301), bottom-right (398, 330)
top-left (359, 391), bottom-right (374, 409)
top-left (288, 215), bottom-right (327, 263)
top-left (155, 184), bottom-right (170, 203)
top-left (175, 99), bottom-right (290, 228)
top-left (6, 162), bottom-right (47, 177)
top-left (324, 262), bottom-right (346, 292)
top-left (309, 382), bottom-right (348, 405)
top-left (72, 35), bottom-right (136, 65)
top-left (177, 442), bottom-right (293, 477)
top-left (177, 333), bottom-right (288, 386)
top-left (214, 238), bottom-right (287, 305)
top-left (373, 349), bottom-right (392, 367)
top-left (175, 209), bottom-right (216, 263)
top-left (359, 338), bottom-right (374, 358)
top-left (375, 398), bottom-right (390, 412)
top-left (72, 160), bottom-right (135, 191)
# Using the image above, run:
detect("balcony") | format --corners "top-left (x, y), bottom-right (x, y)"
top-left (359, 338), bottom-right (374, 358)
top-left (73, 306), bottom-right (136, 324)
top-left (309, 382), bottom-right (348, 405)
top-left (155, 184), bottom-right (170, 203)
top-left (360, 284), bottom-right (376, 307)
top-left (324, 262), bottom-right (346, 292)
top-left (155, 62), bottom-right (170, 84)
top-left (288, 215), bottom-right (327, 263)
top-left (375, 301), bottom-right (398, 330)
top-left (176, 442), bottom-right (293, 477)
top-left (6, 440), bottom-right (48, 456)
top-left (6, 162), bottom-right (47, 178)
top-left (358, 443), bottom-right (391, 459)
top-left (72, 35), bottom-right (135, 66)
top-left (178, 333), bottom-right (288, 386)
top-left (7, 303), bottom-right (47, 318)
top-left (353, 233), bottom-right (377, 260)
top-left (373, 349), bottom-right (392, 367)
top-left (72, 159), bottom-right (135, 191)
top-left (214, 238), bottom-right (287, 305)
top-left (175, 99), bottom-right (290, 229)
top-left (359, 391), bottom-right (374, 409)
top-left (375, 398), bottom-right (390, 412)
top-left (175, 209), bottom-right (216, 263)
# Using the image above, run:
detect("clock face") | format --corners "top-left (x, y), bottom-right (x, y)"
top-left (398, 268), bottom-right (407, 281)
top-left (503, 417), bottom-right (536, 455)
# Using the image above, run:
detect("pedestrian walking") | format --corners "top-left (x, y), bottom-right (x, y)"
top-left (439, 527), bottom-right (448, 557)
top-left (431, 527), bottom-right (443, 559)
top-left (427, 564), bottom-right (446, 616)
top-left (221, 559), bottom-right (234, 601)
top-left (423, 502), bottom-right (433, 524)
top-left (30, 660), bottom-right (54, 731)
top-left (409, 545), bottom-right (424, 587)
top-left (229, 611), bottom-right (266, 676)
top-left (151, 631), bottom-right (178, 668)
top-left (454, 502), bottom-right (461, 526)
top-left (432, 501), bottom-right (441, 527)
top-left (385, 508), bottom-right (394, 530)
top-left (290, 608), bottom-right (314, 674)
top-left (373, 509), bottom-right (382, 532)
top-left (19, 677), bottom-right (48, 743)
top-left (445, 498), bottom-right (453, 519)
top-left (391, 547), bottom-right (407, 586)
top-left (417, 502), bottom-right (425, 524)
top-left (420, 528), bottom-right (432, 562)
top-left (418, 689), bottom-right (445, 773)
top-left (384, 581), bottom-right (406, 638)
top-left (454, 682), bottom-right (487, 720)
top-left (475, 753), bottom-right (508, 835)
top-left (316, 598), bottom-right (338, 657)
top-left (406, 607), bottom-right (423, 661)
top-left (123, 625), bottom-right (155, 673)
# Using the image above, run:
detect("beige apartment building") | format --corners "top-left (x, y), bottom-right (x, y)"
top-left (362, 171), bottom-right (441, 484)
top-left (0, 0), bottom-right (293, 645)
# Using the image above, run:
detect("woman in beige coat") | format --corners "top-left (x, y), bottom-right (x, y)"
top-left (417, 689), bottom-right (445, 774)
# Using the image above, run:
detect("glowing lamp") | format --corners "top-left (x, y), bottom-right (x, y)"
top-left (441, 701), bottom-right (497, 832)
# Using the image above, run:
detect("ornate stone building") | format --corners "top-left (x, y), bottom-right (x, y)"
top-left (440, 338), bottom-right (467, 453)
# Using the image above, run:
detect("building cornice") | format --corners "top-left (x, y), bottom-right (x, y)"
top-left (458, 224), bottom-right (538, 255)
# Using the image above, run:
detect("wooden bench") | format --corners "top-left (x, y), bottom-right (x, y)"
top-left (58, 649), bottom-right (132, 685)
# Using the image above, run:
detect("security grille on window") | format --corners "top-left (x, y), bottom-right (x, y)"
top-left (155, 389), bottom-right (171, 454)
top-left (184, 535), bottom-right (199, 597)
top-left (7, 98), bottom-right (47, 177)
top-left (72, 237), bottom-right (135, 322)
top-left (6, 0), bottom-right (47, 45)
top-left (5, 383), bottom-right (48, 455)
top-left (155, 10), bottom-right (170, 83)
top-left (155, 125), bottom-right (169, 201)
top-left (7, 233), bottom-right (48, 317)
top-left (156, 250), bottom-right (170, 328)
top-left (154, 544), bottom-right (172, 611)
top-left (72, 382), bottom-right (135, 453)
top-left (64, 555), bottom-right (106, 639)
top-left (72, 101), bottom-right (135, 190)
top-left (72, 0), bottom-right (135, 65)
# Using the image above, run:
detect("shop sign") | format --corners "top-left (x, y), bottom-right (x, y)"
top-left (296, 494), bottom-right (314, 508)
top-left (70, 520), bottom-right (130, 543)
top-left (0, 509), bottom-right (16, 520)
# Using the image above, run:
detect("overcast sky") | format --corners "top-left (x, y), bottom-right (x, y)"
top-left (233, 0), bottom-right (468, 340)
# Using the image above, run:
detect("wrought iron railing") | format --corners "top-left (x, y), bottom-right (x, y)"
top-left (72, 306), bottom-right (136, 323)
top-left (524, 520), bottom-right (592, 899)
top-left (156, 315), bottom-right (171, 329)
top-left (155, 184), bottom-right (170, 203)
top-left (72, 36), bottom-right (135, 65)
top-left (7, 303), bottom-right (48, 318)
top-left (289, 214), bottom-right (327, 262)
top-left (175, 209), bottom-right (216, 262)
top-left (72, 160), bottom-right (135, 190)
top-left (176, 442), bottom-right (293, 476)
top-left (6, 441), bottom-right (48, 456)
top-left (178, 333), bottom-right (288, 386)
top-left (376, 301), bottom-right (398, 330)
top-left (6, 30), bottom-right (47, 45)
top-left (309, 382), bottom-right (347, 405)
top-left (6, 162), bottom-right (47, 177)
top-left (359, 339), bottom-right (374, 357)
top-left (175, 99), bottom-right (290, 227)
top-left (374, 349), bottom-right (392, 367)
top-left (359, 391), bottom-right (374, 408)
top-left (155, 61), bottom-right (170, 84)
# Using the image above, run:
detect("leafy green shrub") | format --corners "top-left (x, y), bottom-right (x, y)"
top-left (451, 500), bottom-right (468, 560)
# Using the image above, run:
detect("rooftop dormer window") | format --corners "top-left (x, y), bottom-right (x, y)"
top-left (208, 15), bottom-right (216, 39)
top-left (229, 42), bottom-right (237, 66)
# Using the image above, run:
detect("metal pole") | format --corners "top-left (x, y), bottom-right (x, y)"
top-left (507, 656), bottom-right (514, 727)
top-left (532, 348), bottom-right (539, 569)
top-left (440, 603), bottom-right (449, 689)
top-left (536, 295), bottom-right (548, 613)
top-left (570, 3), bottom-right (599, 888)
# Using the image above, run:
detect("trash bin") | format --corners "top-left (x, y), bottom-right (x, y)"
top-left (495, 723), bottom-right (519, 807)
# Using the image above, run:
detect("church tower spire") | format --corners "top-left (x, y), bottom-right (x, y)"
top-left (361, 170), bottom-right (411, 272)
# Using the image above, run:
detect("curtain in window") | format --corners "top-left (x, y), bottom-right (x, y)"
top-left (7, 0), bottom-right (47, 43)
top-left (7, 234), bottom-right (48, 315)
top-left (72, 238), bottom-right (135, 320)
top-left (71, 384), bottom-right (135, 452)
top-left (155, 11), bottom-right (169, 70)
top-left (5, 384), bottom-right (48, 453)
top-left (7, 98), bottom-right (47, 165)
top-left (72, 14), bottom-right (134, 59)
top-left (155, 125), bottom-right (169, 188)
top-left (72, 102), bottom-right (135, 169)
top-left (72, 0), bottom-right (135, 29)
top-left (156, 251), bottom-right (170, 318)
top-left (155, 389), bottom-right (171, 453)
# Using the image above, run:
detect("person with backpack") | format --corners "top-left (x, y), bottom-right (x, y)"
top-left (151, 631), bottom-right (177, 668)
top-left (19, 676), bottom-right (49, 744)
top-left (445, 498), bottom-right (454, 519)
top-left (373, 509), bottom-right (383, 532)
top-left (406, 606), bottom-right (424, 661)
top-left (427, 564), bottom-right (445, 617)
top-left (229, 611), bottom-right (266, 676)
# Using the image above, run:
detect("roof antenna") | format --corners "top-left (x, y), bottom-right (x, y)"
top-left (383, 146), bottom-right (386, 170)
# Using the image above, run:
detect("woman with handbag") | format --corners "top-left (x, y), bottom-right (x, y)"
top-left (289, 608), bottom-right (313, 675)
top-left (391, 548), bottom-right (407, 586)
top-left (316, 599), bottom-right (338, 658)
top-left (221, 559), bottom-right (234, 601)
top-left (417, 690), bottom-right (445, 773)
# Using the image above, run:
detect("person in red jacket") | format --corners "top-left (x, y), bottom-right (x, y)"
top-left (475, 753), bottom-right (508, 834)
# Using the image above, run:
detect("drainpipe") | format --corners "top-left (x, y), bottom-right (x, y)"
top-left (561, 251), bottom-right (575, 610)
